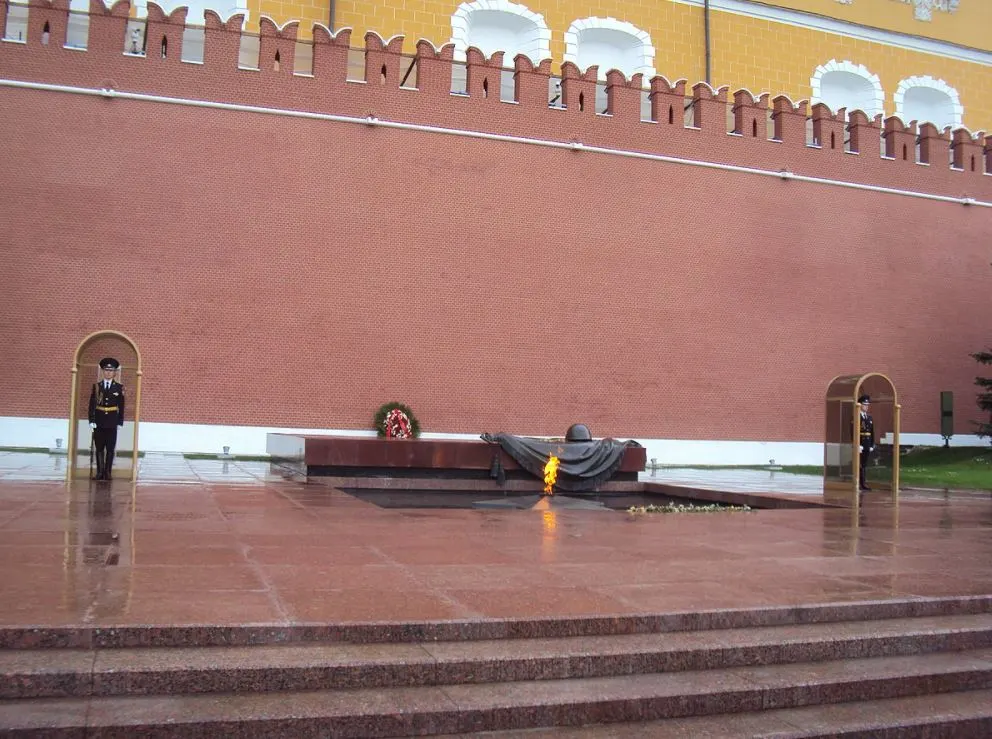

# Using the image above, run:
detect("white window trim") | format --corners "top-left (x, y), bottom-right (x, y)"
top-left (563, 16), bottom-right (656, 82)
top-left (449, 0), bottom-right (551, 64)
top-left (893, 75), bottom-right (963, 129)
top-left (810, 59), bottom-right (885, 118)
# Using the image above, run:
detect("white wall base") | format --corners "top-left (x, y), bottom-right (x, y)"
top-left (637, 439), bottom-right (824, 466)
top-left (0, 417), bottom-right (986, 464)
top-left (880, 432), bottom-right (988, 448)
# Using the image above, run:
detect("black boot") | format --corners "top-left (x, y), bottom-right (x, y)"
top-left (103, 452), bottom-right (114, 480)
top-left (94, 452), bottom-right (105, 481)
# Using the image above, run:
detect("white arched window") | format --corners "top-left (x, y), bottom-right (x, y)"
top-left (563, 17), bottom-right (655, 81)
top-left (449, 1), bottom-right (551, 63)
top-left (810, 60), bottom-right (885, 118)
top-left (894, 76), bottom-right (963, 129)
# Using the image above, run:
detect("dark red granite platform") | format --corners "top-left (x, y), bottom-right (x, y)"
top-left (0, 465), bottom-right (990, 736)
top-left (266, 434), bottom-right (646, 483)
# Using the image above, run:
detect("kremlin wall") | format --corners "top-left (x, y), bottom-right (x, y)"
top-left (0, 1), bottom-right (989, 462)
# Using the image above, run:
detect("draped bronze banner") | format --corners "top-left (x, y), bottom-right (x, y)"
top-left (481, 433), bottom-right (641, 492)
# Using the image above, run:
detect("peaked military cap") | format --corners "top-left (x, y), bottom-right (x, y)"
top-left (99, 357), bottom-right (120, 370)
top-left (858, 394), bottom-right (870, 404)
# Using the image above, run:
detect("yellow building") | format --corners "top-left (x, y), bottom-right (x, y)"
top-left (9, 1), bottom-right (979, 130)
top-left (242, 0), bottom-right (991, 132)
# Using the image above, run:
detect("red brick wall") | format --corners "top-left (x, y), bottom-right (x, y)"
top-left (0, 6), bottom-right (990, 441)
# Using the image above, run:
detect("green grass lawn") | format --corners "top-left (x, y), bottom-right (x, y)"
top-left (868, 446), bottom-right (992, 491)
top-left (661, 447), bottom-right (992, 491)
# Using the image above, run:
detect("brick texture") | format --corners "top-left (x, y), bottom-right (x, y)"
top-left (0, 5), bottom-right (990, 442)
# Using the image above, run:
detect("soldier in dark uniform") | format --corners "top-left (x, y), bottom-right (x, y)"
top-left (88, 358), bottom-right (125, 480)
top-left (857, 394), bottom-right (875, 492)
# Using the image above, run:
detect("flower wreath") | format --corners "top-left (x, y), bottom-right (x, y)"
top-left (385, 409), bottom-right (412, 438)
top-left (373, 402), bottom-right (421, 439)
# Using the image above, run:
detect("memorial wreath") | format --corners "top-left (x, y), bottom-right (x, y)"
top-left (374, 401), bottom-right (421, 439)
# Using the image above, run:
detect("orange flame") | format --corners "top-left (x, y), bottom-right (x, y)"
top-left (543, 455), bottom-right (560, 495)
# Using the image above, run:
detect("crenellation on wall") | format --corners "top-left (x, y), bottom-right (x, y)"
top-left (464, 46), bottom-right (503, 102)
top-left (256, 17), bottom-right (298, 77)
top-left (883, 115), bottom-right (918, 164)
top-left (511, 53), bottom-right (550, 108)
top-left (732, 90), bottom-right (769, 140)
top-left (93, 0), bottom-right (130, 22)
top-left (413, 38), bottom-right (454, 96)
top-left (810, 103), bottom-right (846, 152)
top-left (364, 31), bottom-right (403, 88)
top-left (950, 128), bottom-right (986, 175)
top-left (604, 69), bottom-right (642, 120)
top-left (146, 4), bottom-right (189, 68)
top-left (146, 3), bottom-right (188, 25)
top-left (29, 0), bottom-right (71, 52)
top-left (771, 95), bottom-right (808, 144)
top-left (917, 122), bottom-right (950, 165)
top-left (690, 82), bottom-right (729, 134)
top-left (559, 61), bottom-right (598, 117)
top-left (82, 0), bottom-right (131, 66)
top-left (0, 2), bottom-right (989, 199)
top-left (846, 110), bottom-right (883, 155)
top-left (201, 12), bottom-right (240, 71)
top-left (311, 25), bottom-right (351, 83)
top-left (649, 75), bottom-right (687, 128)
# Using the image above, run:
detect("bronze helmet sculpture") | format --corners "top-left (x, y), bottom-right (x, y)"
top-left (565, 423), bottom-right (592, 442)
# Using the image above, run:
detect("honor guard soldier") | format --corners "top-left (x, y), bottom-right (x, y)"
top-left (88, 357), bottom-right (125, 480)
top-left (857, 394), bottom-right (875, 492)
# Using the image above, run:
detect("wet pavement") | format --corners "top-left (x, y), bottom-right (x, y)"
top-left (0, 452), bottom-right (989, 628)
top-left (0, 451), bottom-right (279, 484)
top-left (643, 467), bottom-right (826, 496)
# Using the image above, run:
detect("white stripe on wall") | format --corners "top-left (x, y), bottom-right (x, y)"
top-left (1, 416), bottom-right (985, 465)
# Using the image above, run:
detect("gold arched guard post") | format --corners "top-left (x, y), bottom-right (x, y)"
top-left (67, 331), bottom-right (143, 483)
top-left (853, 373), bottom-right (900, 501)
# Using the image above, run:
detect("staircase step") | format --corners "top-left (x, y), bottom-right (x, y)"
top-left (3, 594), bottom-right (989, 649)
top-left (440, 689), bottom-right (992, 738)
top-left (3, 614), bottom-right (991, 699)
top-left (2, 650), bottom-right (990, 737)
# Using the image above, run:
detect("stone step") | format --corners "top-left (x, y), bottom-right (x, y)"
top-left (439, 689), bottom-right (992, 738)
top-left (3, 594), bottom-right (990, 649)
top-left (1, 650), bottom-right (990, 737)
top-left (3, 613), bottom-right (991, 699)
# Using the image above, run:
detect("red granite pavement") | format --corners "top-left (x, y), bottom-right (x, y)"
top-left (0, 459), bottom-right (989, 628)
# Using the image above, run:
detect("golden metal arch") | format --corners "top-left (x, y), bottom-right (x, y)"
top-left (854, 372), bottom-right (899, 405)
top-left (67, 330), bottom-right (144, 483)
top-left (823, 372), bottom-right (900, 506)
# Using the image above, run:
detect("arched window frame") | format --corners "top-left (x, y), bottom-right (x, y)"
top-left (810, 59), bottom-right (885, 118)
top-left (563, 16), bottom-right (656, 81)
top-left (449, 0), bottom-right (551, 63)
top-left (893, 75), bottom-right (963, 129)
